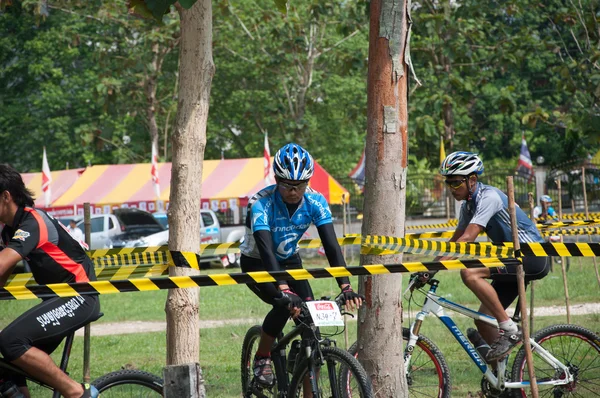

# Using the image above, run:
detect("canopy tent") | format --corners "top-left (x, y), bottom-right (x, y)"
top-left (44, 158), bottom-right (348, 210)
top-left (22, 168), bottom-right (85, 208)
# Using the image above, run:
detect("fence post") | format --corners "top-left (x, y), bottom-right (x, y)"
top-left (507, 177), bottom-right (539, 398)
top-left (557, 178), bottom-right (571, 323)
top-left (83, 203), bottom-right (91, 383)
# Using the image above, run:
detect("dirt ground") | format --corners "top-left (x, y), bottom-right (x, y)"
top-left (76, 302), bottom-right (600, 337)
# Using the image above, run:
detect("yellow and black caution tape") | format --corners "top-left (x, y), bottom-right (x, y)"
top-left (7, 264), bottom-right (169, 287)
top-left (406, 219), bottom-right (458, 230)
top-left (0, 258), bottom-right (521, 301)
top-left (537, 219), bottom-right (600, 229)
top-left (542, 227), bottom-right (600, 236)
top-left (537, 212), bottom-right (600, 222)
top-left (497, 242), bottom-right (600, 257)
top-left (360, 236), bottom-right (514, 258)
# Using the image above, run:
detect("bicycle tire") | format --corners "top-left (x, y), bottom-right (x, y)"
top-left (289, 345), bottom-right (373, 398)
top-left (510, 323), bottom-right (600, 398)
top-left (348, 327), bottom-right (451, 398)
top-left (241, 325), bottom-right (278, 398)
top-left (92, 369), bottom-right (163, 396)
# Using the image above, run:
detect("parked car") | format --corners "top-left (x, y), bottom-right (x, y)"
top-left (108, 209), bottom-right (244, 268)
top-left (152, 212), bottom-right (169, 229)
top-left (75, 208), bottom-right (164, 249)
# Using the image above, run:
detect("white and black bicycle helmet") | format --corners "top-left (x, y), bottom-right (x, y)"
top-left (440, 151), bottom-right (484, 176)
top-left (273, 143), bottom-right (315, 180)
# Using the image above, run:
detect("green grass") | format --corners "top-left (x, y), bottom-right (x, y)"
top-left (1, 257), bottom-right (599, 397)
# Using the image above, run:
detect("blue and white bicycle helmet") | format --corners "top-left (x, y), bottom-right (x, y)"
top-left (440, 151), bottom-right (484, 176)
top-left (273, 143), bottom-right (315, 180)
top-left (540, 195), bottom-right (552, 203)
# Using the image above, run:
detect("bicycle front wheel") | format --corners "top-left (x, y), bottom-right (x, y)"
top-left (510, 324), bottom-right (600, 398)
top-left (289, 346), bottom-right (373, 398)
top-left (348, 327), bottom-right (451, 398)
top-left (92, 369), bottom-right (163, 397)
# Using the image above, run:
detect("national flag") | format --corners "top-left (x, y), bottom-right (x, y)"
top-left (516, 134), bottom-right (534, 182)
top-left (41, 147), bottom-right (52, 207)
top-left (264, 133), bottom-right (275, 186)
top-left (349, 146), bottom-right (366, 192)
top-left (151, 142), bottom-right (160, 199)
top-left (440, 136), bottom-right (446, 166)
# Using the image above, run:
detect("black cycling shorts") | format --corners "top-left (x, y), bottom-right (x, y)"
top-left (241, 254), bottom-right (315, 338)
top-left (489, 256), bottom-right (550, 309)
top-left (0, 295), bottom-right (100, 362)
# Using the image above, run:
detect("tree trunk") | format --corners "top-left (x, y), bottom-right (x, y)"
top-left (165, 1), bottom-right (214, 396)
top-left (145, 40), bottom-right (160, 154)
top-left (357, 0), bottom-right (410, 396)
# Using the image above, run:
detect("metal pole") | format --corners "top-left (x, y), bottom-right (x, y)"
top-left (83, 203), bottom-right (91, 383)
top-left (557, 179), bottom-right (571, 323)
top-left (507, 177), bottom-right (539, 398)
top-left (527, 192), bottom-right (535, 335)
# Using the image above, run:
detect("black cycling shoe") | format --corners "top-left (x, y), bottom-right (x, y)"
top-left (253, 355), bottom-right (275, 386)
top-left (486, 327), bottom-right (523, 362)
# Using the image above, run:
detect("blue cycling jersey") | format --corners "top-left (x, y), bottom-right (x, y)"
top-left (240, 185), bottom-right (332, 261)
top-left (457, 183), bottom-right (544, 243)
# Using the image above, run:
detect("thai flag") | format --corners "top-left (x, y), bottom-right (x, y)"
top-left (151, 142), bottom-right (160, 199)
top-left (516, 134), bottom-right (534, 182)
top-left (264, 133), bottom-right (275, 186)
top-left (42, 147), bottom-right (52, 207)
top-left (349, 146), bottom-right (366, 192)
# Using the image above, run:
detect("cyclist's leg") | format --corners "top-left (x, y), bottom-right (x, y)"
top-left (0, 295), bottom-right (100, 398)
top-left (460, 267), bottom-right (509, 331)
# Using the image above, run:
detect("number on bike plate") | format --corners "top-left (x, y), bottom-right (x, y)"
top-left (306, 301), bottom-right (344, 326)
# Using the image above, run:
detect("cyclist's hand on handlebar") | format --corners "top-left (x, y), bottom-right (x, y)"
top-left (339, 285), bottom-right (365, 312)
top-left (273, 289), bottom-right (303, 318)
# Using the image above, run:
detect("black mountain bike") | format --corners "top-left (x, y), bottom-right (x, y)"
top-left (0, 313), bottom-right (164, 397)
top-left (241, 297), bottom-right (373, 398)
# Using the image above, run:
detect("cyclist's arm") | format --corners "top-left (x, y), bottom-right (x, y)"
top-left (316, 223), bottom-right (350, 288)
top-left (0, 248), bottom-right (26, 287)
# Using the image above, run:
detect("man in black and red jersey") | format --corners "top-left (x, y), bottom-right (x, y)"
top-left (0, 164), bottom-right (100, 398)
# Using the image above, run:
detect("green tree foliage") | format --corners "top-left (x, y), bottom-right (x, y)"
top-left (1, 0), bottom-right (598, 176)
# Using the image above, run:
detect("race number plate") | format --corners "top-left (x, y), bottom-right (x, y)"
top-left (306, 301), bottom-right (344, 327)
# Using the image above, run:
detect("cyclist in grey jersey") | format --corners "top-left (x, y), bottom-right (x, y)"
top-left (433, 152), bottom-right (549, 363)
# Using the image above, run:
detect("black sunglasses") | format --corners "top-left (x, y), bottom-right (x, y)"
top-left (278, 180), bottom-right (309, 191)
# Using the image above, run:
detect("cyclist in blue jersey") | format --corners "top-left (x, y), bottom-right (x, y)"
top-left (423, 152), bottom-right (549, 362)
top-left (240, 143), bottom-right (364, 387)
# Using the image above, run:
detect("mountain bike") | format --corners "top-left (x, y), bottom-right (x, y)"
top-left (0, 312), bottom-right (164, 397)
top-left (241, 297), bottom-right (373, 398)
top-left (347, 273), bottom-right (600, 397)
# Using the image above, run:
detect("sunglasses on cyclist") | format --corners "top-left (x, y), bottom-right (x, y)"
top-left (278, 180), bottom-right (309, 191)
top-left (444, 178), bottom-right (467, 190)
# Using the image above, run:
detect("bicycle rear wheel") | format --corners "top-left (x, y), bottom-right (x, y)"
top-left (348, 327), bottom-right (451, 398)
top-left (92, 369), bottom-right (163, 397)
top-left (510, 324), bottom-right (600, 398)
top-left (289, 345), bottom-right (373, 398)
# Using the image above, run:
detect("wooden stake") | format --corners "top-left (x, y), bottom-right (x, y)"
top-left (581, 168), bottom-right (600, 288)
top-left (557, 178), bottom-right (571, 323)
top-left (83, 203), bottom-right (91, 383)
top-left (507, 177), bottom-right (539, 398)
top-left (527, 192), bottom-right (535, 335)
top-left (342, 193), bottom-right (349, 350)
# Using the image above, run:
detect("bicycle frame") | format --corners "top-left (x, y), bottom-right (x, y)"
top-left (0, 332), bottom-right (75, 398)
top-left (405, 279), bottom-right (575, 391)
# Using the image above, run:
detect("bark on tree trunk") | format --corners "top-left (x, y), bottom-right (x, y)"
top-left (145, 41), bottom-right (160, 154)
top-left (357, 0), bottom-right (411, 396)
top-left (165, 1), bottom-right (214, 396)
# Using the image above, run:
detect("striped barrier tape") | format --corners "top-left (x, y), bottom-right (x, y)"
top-left (406, 220), bottom-right (458, 230)
top-left (496, 242), bottom-right (600, 257)
top-left (537, 219), bottom-right (600, 229)
top-left (537, 212), bottom-right (600, 221)
top-left (541, 227), bottom-right (600, 236)
top-left (0, 258), bottom-right (521, 300)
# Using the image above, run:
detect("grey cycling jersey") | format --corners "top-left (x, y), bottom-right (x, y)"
top-left (457, 183), bottom-right (543, 243)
